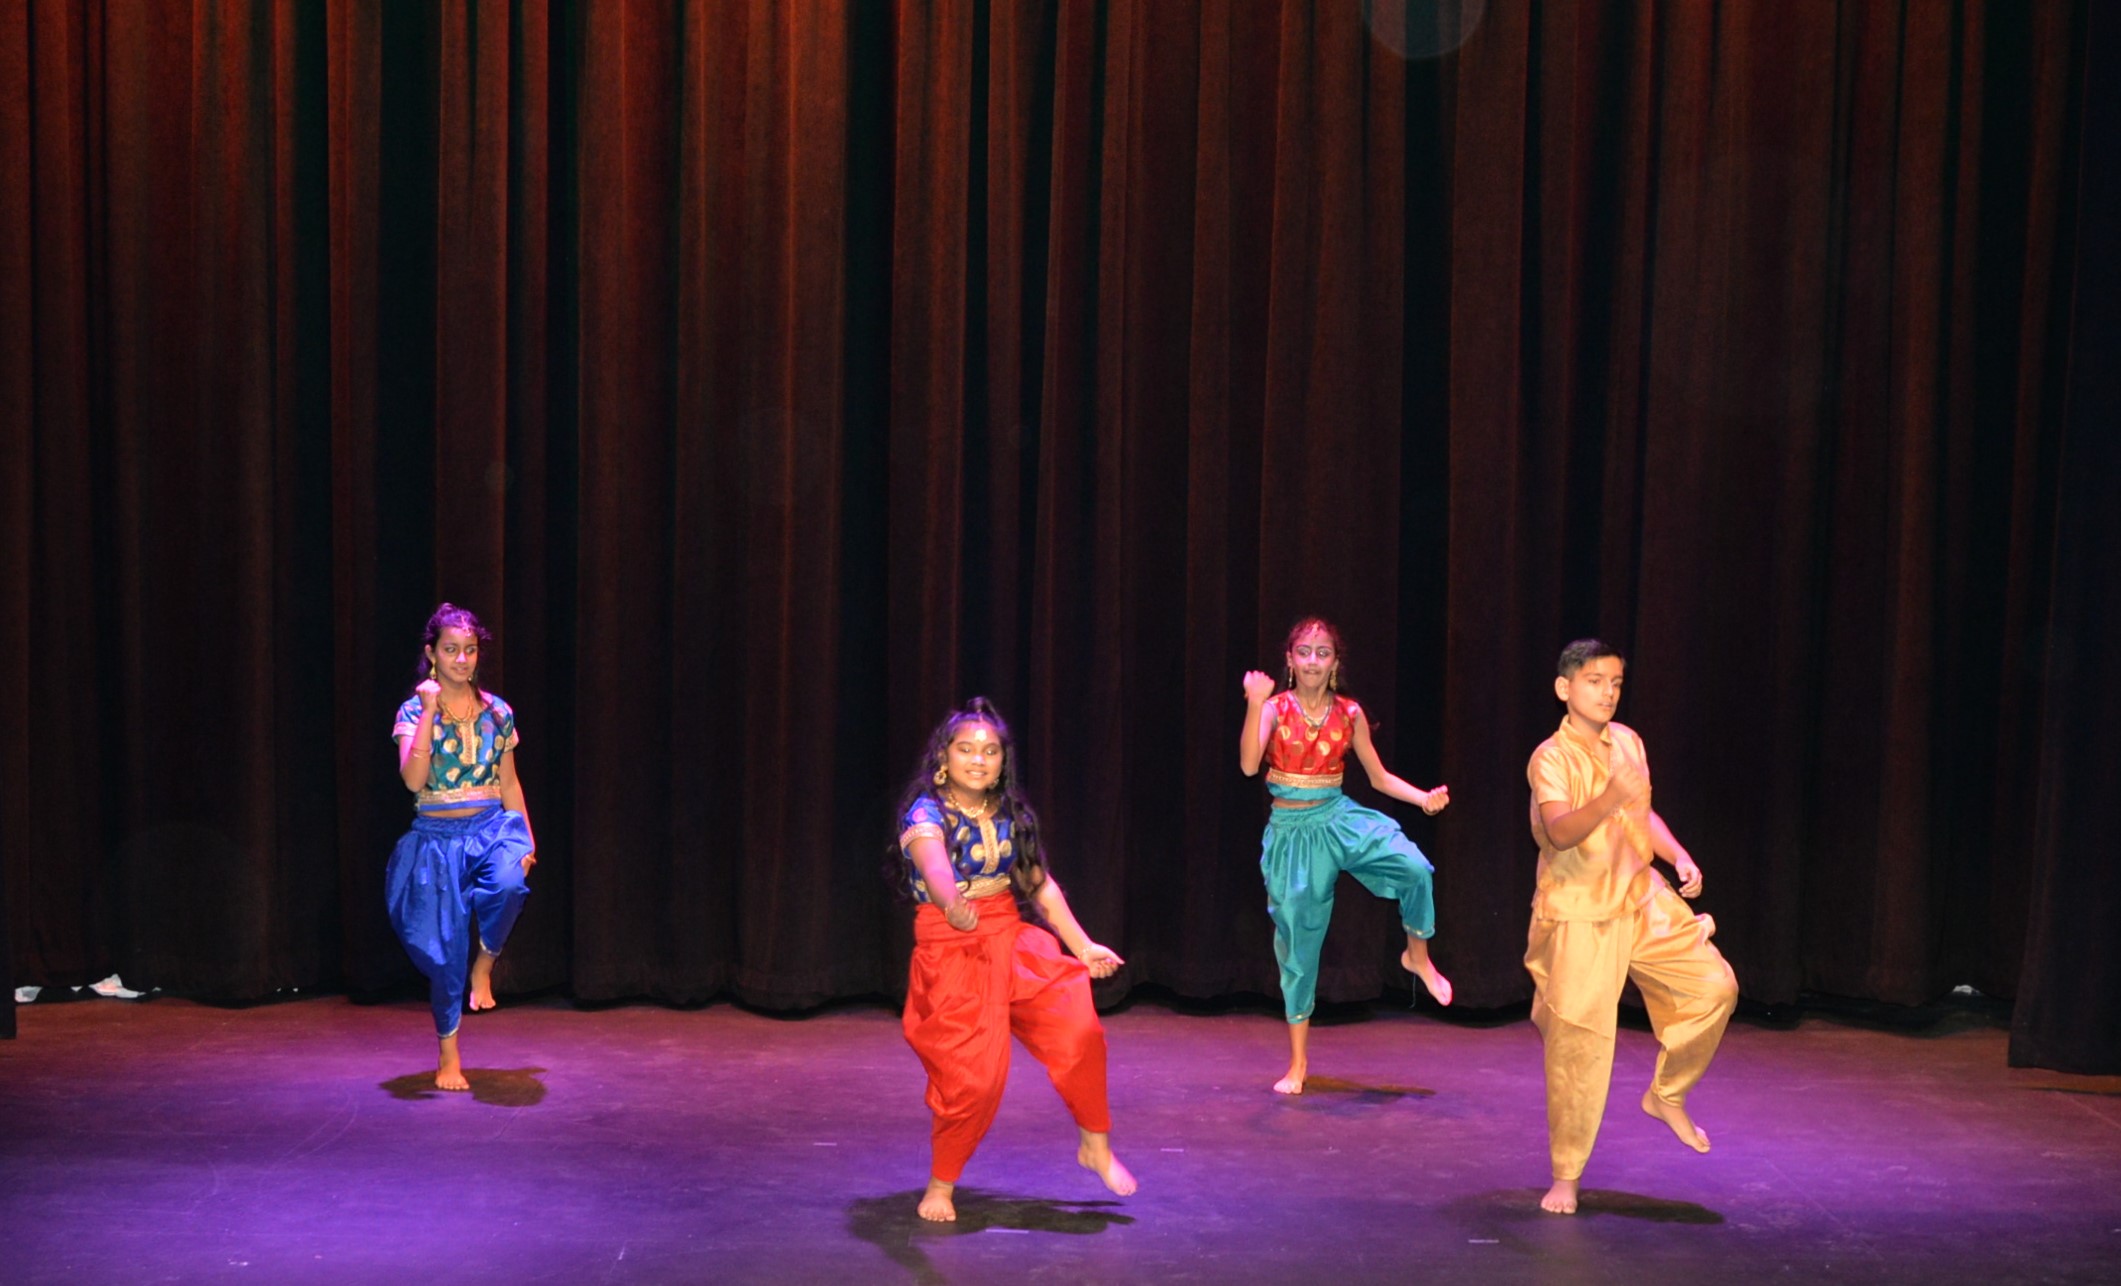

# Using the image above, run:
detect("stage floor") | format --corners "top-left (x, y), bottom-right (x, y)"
top-left (2, 993), bottom-right (2116, 1284)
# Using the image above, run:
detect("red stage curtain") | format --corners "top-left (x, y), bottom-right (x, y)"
top-left (0, 1), bottom-right (2108, 1066)
top-left (2011, 0), bottom-right (2121, 1075)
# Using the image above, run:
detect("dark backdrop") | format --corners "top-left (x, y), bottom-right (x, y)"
top-left (2, 1), bottom-right (2113, 1070)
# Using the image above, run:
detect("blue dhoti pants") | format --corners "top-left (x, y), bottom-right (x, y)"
top-left (384, 803), bottom-right (532, 1037)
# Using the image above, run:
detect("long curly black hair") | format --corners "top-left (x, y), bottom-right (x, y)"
top-left (884, 696), bottom-right (1050, 906)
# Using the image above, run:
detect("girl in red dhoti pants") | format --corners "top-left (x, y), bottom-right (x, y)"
top-left (893, 697), bottom-right (1138, 1223)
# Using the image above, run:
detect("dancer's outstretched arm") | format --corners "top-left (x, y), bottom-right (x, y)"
top-left (1034, 878), bottom-right (1124, 978)
top-left (1349, 709), bottom-right (1448, 814)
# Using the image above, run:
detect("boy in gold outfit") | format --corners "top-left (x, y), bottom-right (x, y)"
top-left (1525, 639), bottom-right (1738, 1214)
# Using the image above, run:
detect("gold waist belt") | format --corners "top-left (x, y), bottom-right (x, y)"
top-left (417, 784), bottom-right (504, 809)
top-left (922, 873), bottom-right (1014, 903)
top-left (1266, 769), bottom-right (1343, 790)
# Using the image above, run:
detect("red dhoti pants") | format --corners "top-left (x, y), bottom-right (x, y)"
top-left (902, 891), bottom-right (1111, 1183)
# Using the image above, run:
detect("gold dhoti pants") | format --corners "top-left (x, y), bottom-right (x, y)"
top-left (1525, 880), bottom-right (1738, 1181)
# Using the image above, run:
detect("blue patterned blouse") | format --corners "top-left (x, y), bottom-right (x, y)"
top-left (393, 693), bottom-right (520, 812)
top-left (898, 794), bottom-right (1019, 903)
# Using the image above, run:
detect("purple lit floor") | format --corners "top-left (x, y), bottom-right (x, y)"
top-left (2, 994), bottom-right (2117, 1284)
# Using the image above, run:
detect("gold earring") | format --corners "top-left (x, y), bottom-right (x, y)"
top-left (1284, 666), bottom-right (1294, 689)
top-left (933, 764), bottom-right (948, 787)
top-left (1328, 667), bottom-right (1339, 693)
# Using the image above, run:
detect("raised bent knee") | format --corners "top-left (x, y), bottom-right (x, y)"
top-left (1707, 968), bottom-right (1740, 1016)
top-left (1050, 1024), bottom-right (1107, 1073)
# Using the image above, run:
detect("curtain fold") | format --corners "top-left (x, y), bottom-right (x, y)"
top-left (2, 0), bottom-right (2108, 1066)
top-left (0, 0), bottom-right (24, 1039)
top-left (2011, 0), bottom-right (2120, 1074)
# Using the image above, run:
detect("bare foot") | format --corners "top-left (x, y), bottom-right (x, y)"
top-left (467, 950), bottom-right (498, 1012)
top-left (917, 1177), bottom-right (956, 1222)
top-left (435, 1034), bottom-right (470, 1092)
top-left (1401, 947), bottom-right (1454, 1006)
top-left (1077, 1131), bottom-right (1138, 1196)
top-left (1274, 1017), bottom-right (1311, 1093)
top-left (1541, 1178), bottom-right (1579, 1214)
top-left (1641, 1089), bottom-right (1711, 1153)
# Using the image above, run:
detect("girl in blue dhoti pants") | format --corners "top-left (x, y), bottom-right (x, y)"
top-left (1239, 617), bottom-right (1454, 1094)
top-left (385, 603), bottom-right (536, 1091)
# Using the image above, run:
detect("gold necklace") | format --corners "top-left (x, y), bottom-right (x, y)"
top-left (438, 693), bottom-right (483, 763)
top-left (1297, 692), bottom-right (1332, 730)
top-left (947, 788), bottom-right (994, 820)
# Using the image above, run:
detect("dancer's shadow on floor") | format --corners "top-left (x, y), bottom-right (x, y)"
top-left (2022, 1081), bottom-right (2121, 1097)
top-left (1286, 1075), bottom-right (1437, 1112)
top-left (1565, 1189), bottom-right (1722, 1222)
top-left (380, 1067), bottom-right (548, 1106)
top-left (1452, 1188), bottom-right (1722, 1225)
top-left (847, 1189), bottom-right (1133, 1280)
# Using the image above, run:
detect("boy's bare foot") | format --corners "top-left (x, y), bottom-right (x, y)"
top-left (1641, 1089), bottom-right (1711, 1152)
top-left (1077, 1131), bottom-right (1138, 1196)
top-left (1541, 1178), bottom-right (1580, 1214)
top-left (1401, 947), bottom-right (1454, 1006)
top-left (917, 1177), bottom-right (956, 1222)
top-left (1273, 1059), bottom-right (1307, 1095)
top-left (436, 1034), bottom-right (470, 1092)
top-left (468, 950), bottom-right (498, 1012)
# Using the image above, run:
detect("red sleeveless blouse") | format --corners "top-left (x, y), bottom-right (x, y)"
top-left (1264, 692), bottom-right (1359, 777)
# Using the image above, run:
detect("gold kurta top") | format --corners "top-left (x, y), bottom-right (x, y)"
top-left (1527, 717), bottom-right (1657, 922)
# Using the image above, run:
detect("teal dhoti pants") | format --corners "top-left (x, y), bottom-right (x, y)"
top-left (1261, 791), bottom-right (1435, 1023)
